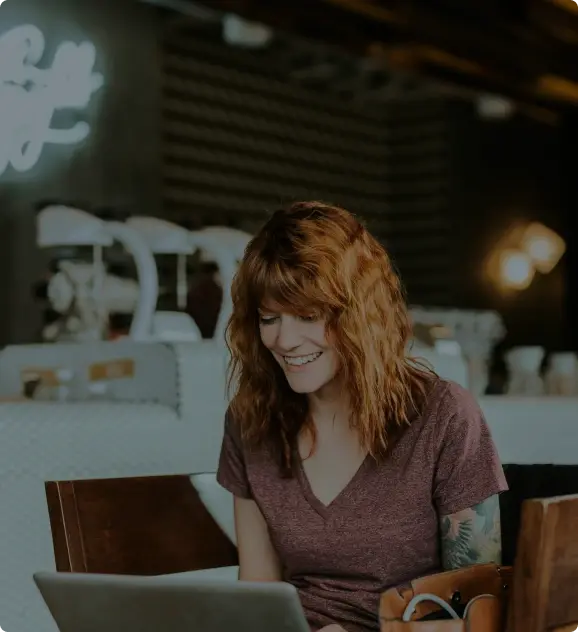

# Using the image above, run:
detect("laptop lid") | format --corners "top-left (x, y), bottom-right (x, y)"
top-left (34, 571), bottom-right (310, 632)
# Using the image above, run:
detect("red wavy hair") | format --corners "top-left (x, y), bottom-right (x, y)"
top-left (226, 201), bottom-right (433, 475)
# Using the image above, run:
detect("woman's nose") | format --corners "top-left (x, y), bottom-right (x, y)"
top-left (275, 316), bottom-right (303, 351)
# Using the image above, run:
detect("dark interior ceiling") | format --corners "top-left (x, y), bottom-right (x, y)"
top-left (182, 0), bottom-right (578, 119)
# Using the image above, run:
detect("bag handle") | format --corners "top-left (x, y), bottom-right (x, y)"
top-left (402, 594), bottom-right (461, 621)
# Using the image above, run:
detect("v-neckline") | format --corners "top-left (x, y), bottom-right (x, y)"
top-left (294, 450), bottom-right (372, 519)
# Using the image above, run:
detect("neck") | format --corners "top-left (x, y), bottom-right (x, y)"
top-left (307, 375), bottom-right (350, 426)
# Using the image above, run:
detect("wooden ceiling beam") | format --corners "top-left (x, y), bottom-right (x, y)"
top-left (194, 0), bottom-right (578, 109)
top-left (375, 43), bottom-right (565, 113)
top-left (200, 0), bottom-right (547, 79)
top-left (546, 0), bottom-right (578, 14)
top-left (355, 0), bottom-right (578, 87)
top-left (320, 0), bottom-right (547, 78)
top-left (528, 0), bottom-right (578, 46)
top-left (379, 41), bottom-right (578, 108)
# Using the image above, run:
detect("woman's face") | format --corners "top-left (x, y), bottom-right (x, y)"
top-left (258, 304), bottom-right (340, 395)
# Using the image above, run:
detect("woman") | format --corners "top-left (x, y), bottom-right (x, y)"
top-left (217, 201), bottom-right (507, 632)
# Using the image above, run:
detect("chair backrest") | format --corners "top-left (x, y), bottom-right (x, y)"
top-left (499, 465), bottom-right (578, 565)
top-left (45, 474), bottom-right (238, 575)
top-left (508, 493), bottom-right (578, 632)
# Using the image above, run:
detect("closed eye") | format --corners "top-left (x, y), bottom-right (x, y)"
top-left (258, 314), bottom-right (320, 325)
top-left (258, 315), bottom-right (278, 325)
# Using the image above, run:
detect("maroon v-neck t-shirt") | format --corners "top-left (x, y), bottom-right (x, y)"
top-left (217, 379), bottom-right (508, 632)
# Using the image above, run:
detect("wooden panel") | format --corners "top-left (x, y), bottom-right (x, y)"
top-left (45, 475), bottom-right (238, 576)
top-left (508, 493), bottom-right (578, 632)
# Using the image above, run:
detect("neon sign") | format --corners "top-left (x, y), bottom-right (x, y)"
top-left (0, 25), bottom-right (104, 178)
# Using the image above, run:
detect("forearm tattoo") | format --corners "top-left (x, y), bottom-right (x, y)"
top-left (440, 494), bottom-right (502, 569)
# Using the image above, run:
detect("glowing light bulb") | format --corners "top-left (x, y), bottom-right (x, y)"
top-left (521, 222), bottom-right (566, 273)
top-left (499, 249), bottom-right (535, 290)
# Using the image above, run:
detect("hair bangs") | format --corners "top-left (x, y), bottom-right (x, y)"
top-left (248, 256), bottom-right (336, 318)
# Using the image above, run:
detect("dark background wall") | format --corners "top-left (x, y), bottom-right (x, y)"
top-left (561, 113), bottom-right (578, 352)
top-left (448, 101), bottom-right (571, 351)
top-left (160, 23), bottom-right (453, 307)
top-left (0, 0), bottom-right (162, 344)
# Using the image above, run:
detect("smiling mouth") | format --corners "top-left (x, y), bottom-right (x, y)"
top-left (284, 352), bottom-right (323, 367)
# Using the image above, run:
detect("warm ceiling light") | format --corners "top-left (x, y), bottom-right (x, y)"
top-left (498, 249), bottom-right (535, 290)
top-left (521, 222), bottom-right (566, 273)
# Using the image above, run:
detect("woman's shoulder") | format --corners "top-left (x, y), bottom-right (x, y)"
top-left (415, 378), bottom-right (496, 461)
top-left (420, 377), bottom-right (480, 418)
top-left (414, 378), bottom-right (488, 443)
top-left (223, 405), bottom-right (277, 461)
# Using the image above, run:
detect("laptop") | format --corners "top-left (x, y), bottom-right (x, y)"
top-left (34, 571), bottom-right (310, 632)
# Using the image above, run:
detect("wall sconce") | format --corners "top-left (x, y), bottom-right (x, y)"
top-left (498, 249), bottom-right (535, 290)
top-left (487, 222), bottom-right (565, 292)
top-left (520, 222), bottom-right (566, 274)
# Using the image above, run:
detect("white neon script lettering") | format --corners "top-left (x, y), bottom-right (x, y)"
top-left (0, 25), bottom-right (104, 177)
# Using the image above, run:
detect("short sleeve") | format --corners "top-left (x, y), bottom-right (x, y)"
top-left (433, 382), bottom-right (508, 516)
top-left (216, 408), bottom-right (253, 499)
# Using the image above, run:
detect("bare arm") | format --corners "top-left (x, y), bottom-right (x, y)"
top-left (234, 496), bottom-right (283, 581)
top-left (439, 494), bottom-right (502, 569)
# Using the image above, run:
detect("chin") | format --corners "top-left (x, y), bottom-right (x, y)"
top-left (284, 373), bottom-right (334, 395)
top-left (286, 381), bottom-right (323, 394)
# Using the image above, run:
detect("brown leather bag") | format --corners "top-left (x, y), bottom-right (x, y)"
top-left (379, 564), bottom-right (512, 632)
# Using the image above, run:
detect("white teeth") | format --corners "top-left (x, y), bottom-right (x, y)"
top-left (284, 352), bottom-right (322, 366)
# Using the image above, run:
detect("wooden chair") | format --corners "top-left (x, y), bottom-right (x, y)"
top-left (508, 493), bottom-right (578, 632)
top-left (45, 474), bottom-right (238, 576)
